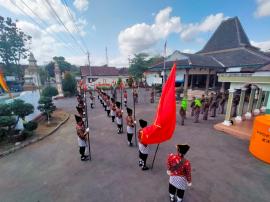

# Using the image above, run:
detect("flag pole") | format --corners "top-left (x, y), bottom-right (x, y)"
top-left (151, 144), bottom-right (160, 170)
top-left (133, 84), bottom-right (137, 146)
top-left (152, 40), bottom-right (167, 170)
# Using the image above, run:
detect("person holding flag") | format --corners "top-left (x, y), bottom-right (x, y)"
top-left (138, 119), bottom-right (150, 170)
top-left (75, 115), bottom-right (89, 161)
top-left (140, 63), bottom-right (176, 170)
top-left (167, 144), bottom-right (192, 202)
top-left (126, 107), bottom-right (135, 146)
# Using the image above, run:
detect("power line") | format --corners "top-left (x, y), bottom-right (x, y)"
top-left (10, 0), bottom-right (82, 56)
top-left (44, 0), bottom-right (86, 54)
top-left (62, 0), bottom-right (89, 52)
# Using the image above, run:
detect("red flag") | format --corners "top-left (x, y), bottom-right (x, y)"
top-left (141, 63), bottom-right (176, 144)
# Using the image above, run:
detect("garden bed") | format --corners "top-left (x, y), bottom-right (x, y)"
top-left (0, 109), bottom-right (69, 156)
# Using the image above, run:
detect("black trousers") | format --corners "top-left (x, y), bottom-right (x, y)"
top-left (169, 183), bottom-right (185, 199)
top-left (139, 151), bottom-right (148, 166)
top-left (106, 109), bottom-right (110, 116)
top-left (127, 133), bottom-right (133, 142)
top-left (112, 116), bottom-right (115, 122)
top-left (117, 124), bottom-right (123, 133)
top-left (79, 146), bottom-right (86, 158)
top-left (90, 103), bottom-right (94, 108)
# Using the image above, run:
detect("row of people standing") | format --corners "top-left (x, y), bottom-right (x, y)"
top-left (97, 89), bottom-right (150, 170)
top-left (179, 92), bottom-right (226, 125)
top-left (76, 88), bottom-right (192, 201)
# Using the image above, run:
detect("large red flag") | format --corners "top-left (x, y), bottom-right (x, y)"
top-left (141, 63), bottom-right (176, 144)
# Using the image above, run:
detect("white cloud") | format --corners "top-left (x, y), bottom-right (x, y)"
top-left (0, 0), bottom-right (88, 36)
top-left (16, 20), bottom-right (64, 64)
top-left (118, 7), bottom-right (227, 56)
top-left (73, 0), bottom-right (89, 11)
top-left (251, 40), bottom-right (270, 51)
top-left (118, 7), bottom-right (182, 55)
top-left (91, 24), bottom-right (96, 31)
top-left (255, 0), bottom-right (270, 17)
top-left (180, 13), bottom-right (227, 41)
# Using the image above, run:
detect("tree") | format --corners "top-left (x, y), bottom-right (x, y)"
top-left (45, 56), bottom-right (73, 78)
top-left (117, 77), bottom-right (122, 87)
top-left (38, 97), bottom-right (56, 124)
top-left (38, 68), bottom-right (48, 85)
top-left (128, 53), bottom-right (150, 80)
top-left (0, 16), bottom-right (31, 74)
top-left (42, 86), bottom-right (58, 97)
top-left (11, 99), bottom-right (34, 120)
top-left (45, 61), bottom-right (55, 78)
top-left (62, 72), bottom-right (76, 96)
top-left (127, 76), bottom-right (134, 88)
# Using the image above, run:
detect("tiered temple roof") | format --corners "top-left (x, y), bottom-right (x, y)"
top-left (149, 17), bottom-right (270, 72)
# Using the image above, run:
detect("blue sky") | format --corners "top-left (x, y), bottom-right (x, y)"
top-left (0, 0), bottom-right (269, 67)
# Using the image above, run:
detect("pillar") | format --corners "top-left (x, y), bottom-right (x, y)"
top-left (205, 69), bottom-right (210, 95)
top-left (220, 82), bottom-right (225, 93)
top-left (254, 89), bottom-right (263, 115)
top-left (54, 61), bottom-right (63, 96)
top-left (235, 88), bottom-right (246, 122)
top-left (266, 94), bottom-right (270, 114)
top-left (263, 91), bottom-right (269, 107)
top-left (245, 85), bottom-right (256, 119)
top-left (212, 74), bottom-right (216, 89)
top-left (190, 75), bottom-right (193, 89)
top-left (184, 69), bottom-right (189, 97)
top-left (223, 88), bottom-right (235, 126)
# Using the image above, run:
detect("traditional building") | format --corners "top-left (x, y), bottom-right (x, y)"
top-left (146, 17), bottom-right (270, 97)
top-left (23, 53), bottom-right (41, 91)
top-left (80, 65), bottom-right (129, 88)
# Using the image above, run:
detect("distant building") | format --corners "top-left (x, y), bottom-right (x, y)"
top-left (80, 65), bottom-right (129, 88)
top-left (23, 53), bottom-right (41, 91)
top-left (147, 17), bottom-right (270, 96)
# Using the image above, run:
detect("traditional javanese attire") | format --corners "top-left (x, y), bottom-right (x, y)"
top-left (110, 98), bottom-right (116, 122)
top-left (75, 115), bottom-right (88, 161)
top-left (124, 91), bottom-right (128, 107)
top-left (138, 119), bottom-right (150, 170)
top-left (115, 102), bottom-right (123, 134)
top-left (126, 107), bottom-right (134, 146)
top-left (167, 144), bottom-right (192, 202)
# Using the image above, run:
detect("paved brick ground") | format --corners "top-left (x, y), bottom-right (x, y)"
top-left (0, 88), bottom-right (269, 202)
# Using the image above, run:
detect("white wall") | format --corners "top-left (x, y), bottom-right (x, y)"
top-left (5, 90), bottom-right (41, 129)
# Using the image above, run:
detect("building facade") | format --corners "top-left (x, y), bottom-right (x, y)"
top-left (80, 65), bottom-right (129, 88)
top-left (146, 17), bottom-right (270, 97)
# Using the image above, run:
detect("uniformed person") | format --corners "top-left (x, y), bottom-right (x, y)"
top-left (115, 101), bottom-right (123, 134)
top-left (124, 90), bottom-right (128, 107)
top-left (126, 107), bottom-right (135, 146)
top-left (179, 98), bottom-right (187, 126)
top-left (194, 98), bottom-right (201, 123)
top-left (138, 119), bottom-right (150, 170)
top-left (110, 98), bottom-right (116, 122)
top-left (75, 115), bottom-right (89, 161)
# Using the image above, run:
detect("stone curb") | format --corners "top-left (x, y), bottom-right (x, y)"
top-left (0, 113), bottom-right (70, 159)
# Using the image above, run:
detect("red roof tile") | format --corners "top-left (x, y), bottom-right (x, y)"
top-left (80, 65), bottom-right (128, 77)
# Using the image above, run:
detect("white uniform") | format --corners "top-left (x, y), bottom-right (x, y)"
top-left (139, 142), bottom-right (150, 154)
top-left (78, 137), bottom-right (87, 147)
top-left (116, 117), bottom-right (122, 125)
top-left (127, 126), bottom-right (134, 134)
